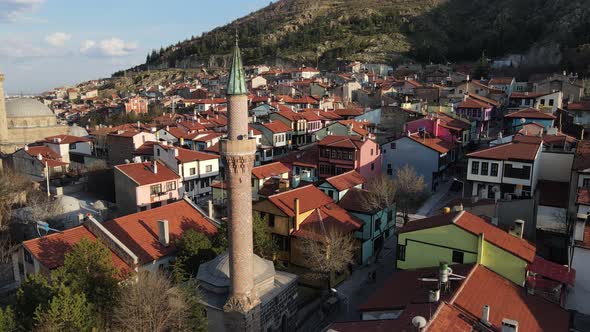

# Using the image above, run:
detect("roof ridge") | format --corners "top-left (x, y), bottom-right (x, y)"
top-left (452, 210), bottom-right (466, 223)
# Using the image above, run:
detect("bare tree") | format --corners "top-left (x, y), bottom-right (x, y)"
top-left (0, 236), bottom-right (16, 264)
top-left (395, 165), bottom-right (426, 222)
top-left (363, 174), bottom-right (397, 212)
top-left (0, 169), bottom-right (29, 231)
top-left (301, 226), bottom-right (357, 288)
top-left (113, 272), bottom-right (206, 332)
top-left (15, 191), bottom-right (64, 225)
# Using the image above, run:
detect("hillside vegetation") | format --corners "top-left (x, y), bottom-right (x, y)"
top-left (124, 0), bottom-right (590, 73)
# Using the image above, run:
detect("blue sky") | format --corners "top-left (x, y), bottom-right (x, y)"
top-left (0, 0), bottom-right (270, 94)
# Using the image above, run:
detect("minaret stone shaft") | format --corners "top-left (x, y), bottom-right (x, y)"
top-left (0, 73), bottom-right (8, 143)
top-left (220, 41), bottom-right (259, 318)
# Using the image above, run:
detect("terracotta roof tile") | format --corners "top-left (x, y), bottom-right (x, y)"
top-left (572, 140), bottom-right (590, 170)
top-left (318, 135), bottom-right (366, 149)
top-left (467, 139), bottom-right (541, 162)
top-left (505, 108), bottom-right (556, 120)
top-left (293, 203), bottom-right (363, 239)
top-left (42, 134), bottom-right (92, 144)
top-left (528, 256), bottom-right (575, 286)
top-left (325, 170), bottom-right (365, 191)
top-left (338, 188), bottom-right (379, 214)
top-left (103, 200), bottom-right (217, 264)
top-left (266, 185), bottom-right (334, 217)
top-left (115, 160), bottom-right (179, 186)
top-left (251, 162), bottom-right (290, 179)
top-left (407, 133), bottom-right (452, 154)
top-left (457, 97), bottom-right (493, 109)
top-left (445, 265), bottom-right (569, 332)
top-left (159, 145), bottom-right (218, 163)
top-left (262, 121), bottom-right (291, 133)
top-left (334, 108), bottom-right (364, 117)
top-left (279, 145), bottom-right (319, 168)
top-left (22, 225), bottom-right (132, 278)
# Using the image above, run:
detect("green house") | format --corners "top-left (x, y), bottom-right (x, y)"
top-left (396, 210), bottom-right (535, 286)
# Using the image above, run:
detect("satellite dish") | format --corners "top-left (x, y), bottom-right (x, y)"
top-left (412, 316), bottom-right (427, 329)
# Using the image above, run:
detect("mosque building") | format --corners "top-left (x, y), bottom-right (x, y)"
top-left (0, 73), bottom-right (68, 154)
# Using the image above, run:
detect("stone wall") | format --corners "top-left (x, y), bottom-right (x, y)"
top-left (260, 276), bottom-right (298, 332)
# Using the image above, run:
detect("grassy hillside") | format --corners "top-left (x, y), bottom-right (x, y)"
top-left (122, 0), bottom-right (590, 74)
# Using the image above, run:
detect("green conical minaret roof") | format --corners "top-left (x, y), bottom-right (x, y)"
top-left (226, 39), bottom-right (247, 96)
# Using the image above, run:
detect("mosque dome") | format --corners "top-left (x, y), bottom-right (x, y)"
top-left (69, 125), bottom-right (89, 137)
top-left (5, 98), bottom-right (55, 118)
top-left (197, 252), bottom-right (275, 292)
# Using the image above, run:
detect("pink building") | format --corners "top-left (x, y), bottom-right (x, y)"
top-left (125, 96), bottom-right (149, 114)
top-left (318, 135), bottom-right (381, 179)
top-left (114, 160), bottom-right (181, 215)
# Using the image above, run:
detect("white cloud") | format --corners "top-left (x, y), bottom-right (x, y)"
top-left (44, 32), bottom-right (71, 47)
top-left (80, 38), bottom-right (138, 57)
top-left (0, 37), bottom-right (46, 57)
top-left (0, 0), bottom-right (45, 23)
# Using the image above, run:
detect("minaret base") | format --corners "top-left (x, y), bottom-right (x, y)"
top-left (223, 295), bottom-right (261, 332)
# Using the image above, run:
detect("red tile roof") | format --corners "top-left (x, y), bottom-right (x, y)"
top-left (433, 265), bottom-right (570, 332)
top-left (527, 256), bottom-right (575, 286)
top-left (279, 144), bottom-right (319, 168)
top-left (262, 121), bottom-right (291, 133)
top-left (467, 138), bottom-right (541, 162)
top-left (133, 141), bottom-right (158, 156)
top-left (115, 160), bottom-right (179, 186)
top-left (251, 162), bottom-right (290, 179)
top-left (505, 108), bottom-right (556, 120)
top-left (292, 203), bottom-right (363, 240)
top-left (22, 225), bottom-right (132, 278)
top-left (165, 126), bottom-right (192, 139)
top-left (457, 97), bottom-right (493, 109)
top-left (318, 135), bottom-right (366, 149)
top-left (407, 133), bottom-right (453, 154)
top-left (338, 188), bottom-right (379, 214)
top-left (338, 120), bottom-right (371, 136)
top-left (159, 145), bottom-right (218, 163)
top-left (25, 145), bottom-right (61, 160)
top-left (324, 170), bottom-right (365, 191)
top-left (334, 108), bottom-right (364, 117)
top-left (266, 185), bottom-right (334, 217)
top-left (573, 140), bottom-right (590, 170)
top-left (466, 92), bottom-right (500, 107)
top-left (103, 200), bottom-right (217, 265)
top-left (489, 77), bottom-right (514, 85)
top-left (204, 142), bottom-right (220, 154)
top-left (567, 101), bottom-right (590, 111)
top-left (399, 211), bottom-right (535, 262)
top-left (42, 134), bottom-right (92, 144)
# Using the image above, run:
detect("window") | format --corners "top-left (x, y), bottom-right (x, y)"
top-left (150, 184), bottom-right (162, 195)
top-left (206, 165), bottom-right (213, 173)
top-left (471, 161), bottom-right (479, 175)
top-left (540, 99), bottom-right (545, 106)
top-left (200, 180), bottom-right (207, 189)
top-left (549, 99), bottom-right (554, 106)
top-left (491, 163), bottom-right (499, 177)
top-left (268, 215), bottom-right (275, 227)
top-left (452, 250), bottom-right (464, 264)
top-left (371, 163), bottom-right (375, 170)
top-left (390, 142), bottom-right (396, 149)
top-left (584, 178), bottom-right (590, 187)
top-left (69, 143), bottom-right (76, 150)
top-left (24, 250), bottom-right (34, 264)
top-left (371, 148), bottom-right (374, 156)
top-left (166, 181), bottom-right (176, 191)
top-left (481, 162), bottom-right (489, 176)
top-left (388, 209), bottom-right (394, 222)
top-left (397, 244), bottom-right (406, 261)
top-left (328, 190), bottom-right (334, 198)
top-left (190, 168), bottom-right (196, 175)
top-left (504, 164), bottom-right (531, 180)
top-left (524, 99), bottom-right (530, 106)
top-left (387, 164), bottom-right (392, 176)
top-left (156, 149), bottom-right (160, 156)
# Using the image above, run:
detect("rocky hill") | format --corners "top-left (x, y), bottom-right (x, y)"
top-left (121, 0), bottom-right (590, 74)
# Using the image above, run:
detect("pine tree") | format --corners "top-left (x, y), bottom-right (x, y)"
top-left (0, 307), bottom-right (16, 332)
top-left (15, 273), bottom-right (56, 330)
top-left (60, 238), bottom-right (119, 315)
top-left (33, 285), bottom-right (94, 332)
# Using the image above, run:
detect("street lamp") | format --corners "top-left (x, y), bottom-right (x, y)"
top-left (453, 178), bottom-right (465, 199)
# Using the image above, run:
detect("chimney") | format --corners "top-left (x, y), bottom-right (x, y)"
top-left (482, 305), bottom-right (491, 326)
top-left (153, 160), bottom-right (158, 174)
top-left (158, 220), bottom-right (170, 247)
top-left (510, 219), bottom-right (525, 238)
top-left (294, 198), bottom-right (300, 230)
top-left (208, 200), bottom-right (214, 219)
top-left (428, 289), bottom-right (440, 303)
top-left (501, 319), bottom-right (519, 332)
top-left (24, 145), bottom-right (29, 151)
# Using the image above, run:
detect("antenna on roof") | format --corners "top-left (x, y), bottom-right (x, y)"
top-left (35, 220), bottom-right (63, 238)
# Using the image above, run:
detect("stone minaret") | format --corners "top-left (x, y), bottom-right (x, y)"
top-left (0, 73), bottom-right (8, 144)
top-left (220, 41), bottom-right (260, 330)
